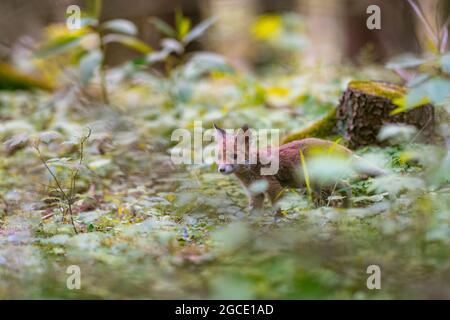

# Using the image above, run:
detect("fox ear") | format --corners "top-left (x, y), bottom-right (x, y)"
top-left (213, 123), bottom-right (226, 136)
top-left (241, 124), bottom-right (249, 132)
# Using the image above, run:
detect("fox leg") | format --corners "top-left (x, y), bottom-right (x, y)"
top-left (337, 180), bottom-right (352, 208)
top-left (249, 193), bottom-right (265, 213)
top-left (266, 178), bottom-right (285, 206)
top-left (320, 181), bottom-right (352, 208)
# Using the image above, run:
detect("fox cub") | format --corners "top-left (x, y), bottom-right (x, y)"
top-left (214, 124), bottom-right (386, 211)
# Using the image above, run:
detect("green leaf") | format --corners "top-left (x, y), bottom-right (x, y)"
top-left (35, 31), bottom-right (87, 58)
top-left (79, 50), bottom-right (103, 85)
top-left (386, 54), bottom-right (427, 69)
top-left (183, 17), bottom-right (216, 44)
top-left (103, 19), bottom-right (137, 36)
top-left (103, 34), bottom-right (152, 53)
top-left (149, 17), bottom-right (176, 37)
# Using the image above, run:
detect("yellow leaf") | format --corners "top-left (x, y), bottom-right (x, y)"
top-left (166, 194), bottom-right (176, 202)
top-left (328, 137), bottom-right (343, 154)
top-left (251, 14), bottom-right (282, 40)
top-left (398, 150), bottom-right (417, 165)
top-left (265, 86), bottom-right (290, 97)
top-left (299, 149), bottom-right (312, 202)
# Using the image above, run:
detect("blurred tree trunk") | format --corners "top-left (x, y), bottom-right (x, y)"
top-left (207, 0), bottom-right (257, 71)
top-left (298, 0), bottom-right (421, 65)
top-left (299, 0), bottom-right (345, 65)
top-left (342, 0), bottom-right (419, 64)
top-left (0, 0), bottom-right (73, 60)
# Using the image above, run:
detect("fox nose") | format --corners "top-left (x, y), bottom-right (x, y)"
top-left (219, 167), bottom-right (226, 173)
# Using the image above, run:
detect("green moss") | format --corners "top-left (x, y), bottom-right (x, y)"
top-left (282, 108), bottom-right (338, 144)
top-left (0, 63), bottom-right (53, 91)
top-left (349, 80), bottom-right (406, 101)
top-left (282, 81), bottom-right (407, 144)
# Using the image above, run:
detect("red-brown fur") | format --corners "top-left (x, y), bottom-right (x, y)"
top-left (214, 124), bottom-right (386, 211)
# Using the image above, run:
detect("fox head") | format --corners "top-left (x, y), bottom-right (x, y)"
top-left (213, 123), bottom-right (251, 175)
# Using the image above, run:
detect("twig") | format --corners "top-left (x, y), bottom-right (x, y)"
top-left (34, 128), bottom-right (92, 234)
top-left (34, 144), bottom-right (78, 234)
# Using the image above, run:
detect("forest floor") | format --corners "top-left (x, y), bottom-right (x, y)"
top-left (1, 66), bottom-right (449, 299)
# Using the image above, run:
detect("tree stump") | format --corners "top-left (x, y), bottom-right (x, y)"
top-left (336, 80), bottom-right (434, 148)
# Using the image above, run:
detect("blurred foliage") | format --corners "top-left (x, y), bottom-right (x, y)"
top-left (386, 0), bottom-right (450, 113)
top-left (251, 13), bottom-right (308, 73)
top-left (34, 0), bottom-right (152, 103)
top-left (0, 63), bottom-right (54, 91)
top-left (0, 7), bottom-right (449, 300)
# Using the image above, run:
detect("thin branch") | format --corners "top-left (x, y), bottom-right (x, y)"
top-left (34, 145), bottom-right (69, 201)
top-left (69, 128), bottom-right (92, 202)
top-left (33, 132), bottom-right (93, 235)
top-left (35, 146), bottom-right (77, 234)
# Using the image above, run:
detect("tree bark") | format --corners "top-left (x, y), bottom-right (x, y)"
top-left (336, 80), bottom-right (434, 148)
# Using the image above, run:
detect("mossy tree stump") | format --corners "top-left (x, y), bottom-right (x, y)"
top-left (336, 80), bottom-right (434, 148)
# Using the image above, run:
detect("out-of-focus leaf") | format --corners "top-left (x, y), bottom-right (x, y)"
top-left (4, 133), bottom-right (29, 151)
top-left (38, 131), bottom-right (63, 143)
top-left (88, 158), bottom-right (111, 169)
top-left (377, 124), bottom-right (417, 143)
top-left (369, 175), bottom-right (425, 195)
top-left (441, 52), bottom-right (450, 74)
top-left (249, 180), bottom-right (269, 194)
top-left (251, 14), bottom-right (282, 40)
top-left (183, 52), bottom-right (232, 78)
top-left (393, 82), bottom-right (429, 112)
top-left (386, 54), bottom-right (427, 69)
top-left (146, 50), bottom-right (169, 64)
top-left (79, 50), bottom-right (103, 85)
top-left (406, 73), bottom-right (429, 87)
top-left (183, 17), bottom-right (216, 44)
top-left (35, 30), bottom-right (88, 58)
top-left (161, 38), bottom-right (183, 54)
top-left (149, 17), bottom-right (176, 37)
top-left (426, 77), bottom-right (450, 105)
top-left (307, 155), bottom-right (353, 184)
top-left (103, 34), bottom-right (152, 53)
top-left (175, 10), bottom-right (191, 39)
top-left (103, 19), bottom-right (137, 36)
top-left (80, 17), bottom-right (98, 28)
top-left (212, 222), bottom-right (249, 253)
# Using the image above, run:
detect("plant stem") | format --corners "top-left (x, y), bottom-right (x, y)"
top-left (98, 33), bottom-right (109, 105)
top-left (35, 146), bottom-right (78, 234)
